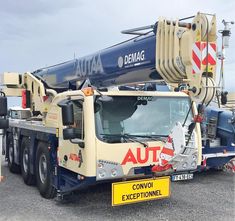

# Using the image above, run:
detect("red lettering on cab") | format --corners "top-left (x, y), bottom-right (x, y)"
top-left (121, 147), bottom-right (161, 165)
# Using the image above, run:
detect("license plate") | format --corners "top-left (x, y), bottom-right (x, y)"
top-left (171, 173), bottom-right (193, 181)
top-left (112, 177), bottom-right (170, 206)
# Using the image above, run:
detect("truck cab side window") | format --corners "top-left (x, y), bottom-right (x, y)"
top-left (72, 100), bottom-right (84, 140)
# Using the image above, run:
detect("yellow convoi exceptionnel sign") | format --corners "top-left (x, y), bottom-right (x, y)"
top-left (112, 176), bottom-right (170, 206)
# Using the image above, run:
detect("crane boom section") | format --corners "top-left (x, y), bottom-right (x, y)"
top-left (34, 34), bottom-right (158, 88)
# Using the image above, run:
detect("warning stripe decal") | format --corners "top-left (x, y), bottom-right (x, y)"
top-left (159, 135), bottom-right (175, 166)
top-left (192, 42), bottom-right (201, 74)
top-left (192, 42), bottom-right (216, 74)
top-left (201, 42), bottom-right (217, 65)
top-left (161, 147), bottom-right (174, 156)
top-left (192, 51), bottom-right (201, 74)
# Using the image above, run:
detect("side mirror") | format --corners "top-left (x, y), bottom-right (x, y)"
top-left (58, 99), bottom-right (84, 146)
top-left (63, 128), bottom-right (82, 140)
top-left (0, 93), bottom-right (8, 116)
top-left (63, 128), bottom-right (84, 148)
top-left (94, 96), bottom-right (113, 113)
top-left (58, 100), bottom-right (74, 126)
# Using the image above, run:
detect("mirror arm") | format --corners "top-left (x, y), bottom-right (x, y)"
top-left (70, 139), bottom-right (85, 148)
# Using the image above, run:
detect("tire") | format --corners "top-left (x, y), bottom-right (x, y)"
top-left (7, 133), bottom-right (21, 173)
top-left (20, 137), bottom-right (35, 185)
top-left (35, 142), bottom-right (56, 199)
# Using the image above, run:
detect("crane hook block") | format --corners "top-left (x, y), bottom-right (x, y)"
top-left (156, 12), bottom-right (217, 104)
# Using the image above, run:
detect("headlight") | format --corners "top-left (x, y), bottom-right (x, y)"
top-left (96, 159), bottom-right (124, 181)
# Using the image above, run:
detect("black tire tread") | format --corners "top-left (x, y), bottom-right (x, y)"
top-left (7, 133), bottom-right (21, 174)
top-left (35, 141), bottom-right (56, 199)
top-left (20, 137), bottom-right (35, 185)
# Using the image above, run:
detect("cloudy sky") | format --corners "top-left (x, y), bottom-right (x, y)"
top-left (0, 0), bottom-right (234, 106)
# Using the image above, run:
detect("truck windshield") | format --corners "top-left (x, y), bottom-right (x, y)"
top-left (94, 96), bottom-right (192, 143)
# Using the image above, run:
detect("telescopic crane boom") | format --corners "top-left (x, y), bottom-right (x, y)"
top-left (3, 12), bottom-right (217, 114)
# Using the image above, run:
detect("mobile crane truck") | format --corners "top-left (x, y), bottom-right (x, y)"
top-left (0, 12), bottom-right (234, 206)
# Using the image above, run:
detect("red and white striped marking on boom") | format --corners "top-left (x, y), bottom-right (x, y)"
top-left (192, 42), bottom-right (201, 74)
top-left (201, 42), bottom-right (216, 65)
top-left (192, 42), bottom-right (217, 74)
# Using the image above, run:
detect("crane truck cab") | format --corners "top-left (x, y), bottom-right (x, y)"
top-left (3, 85), bottom-right (200, 205)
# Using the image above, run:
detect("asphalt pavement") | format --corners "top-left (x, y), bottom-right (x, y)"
top-left (0, 158), bottom-right (234, 221)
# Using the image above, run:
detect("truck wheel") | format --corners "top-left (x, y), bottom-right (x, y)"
top-left (20, 137), bottom-right (35, 185)
top-left (35, 142), bottom-right (56, 199)
top-left (7, 133), bottom-right (20, 173)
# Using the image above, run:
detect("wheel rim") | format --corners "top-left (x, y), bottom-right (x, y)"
top-left (23, 148), bottom-right (29, 173)
top-left (9, 146), bottom-right (13, 164)
top-left (39, 154), bottom-right (47, 184)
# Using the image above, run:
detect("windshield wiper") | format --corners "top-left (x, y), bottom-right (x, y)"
top-left (123, 134), bottom-right (148, 147)
top-left (101, 133), bottom-right (148, 147)
top-left (128, 134), bottom-right (167, 142)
